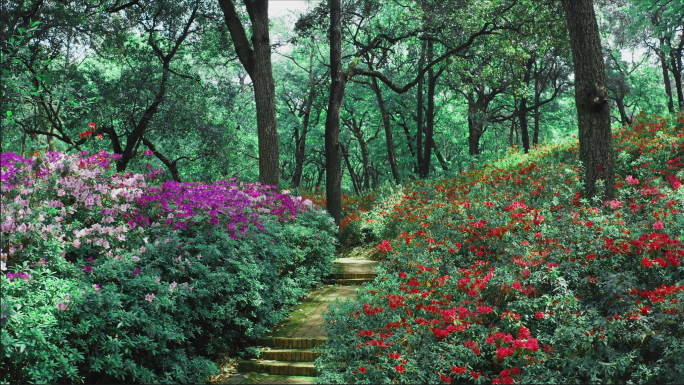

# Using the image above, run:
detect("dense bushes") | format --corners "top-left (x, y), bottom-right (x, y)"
top-left (316, 111), bottom-right (684, 384)
top-left (1, 151), bottom-right (337, 384)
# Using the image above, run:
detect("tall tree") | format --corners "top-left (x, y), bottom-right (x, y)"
top-left (325, 0), bottom-right (345, 226)
top-left (561, 0), bottom-right (616, 201)
top-left (218, 0), bottom-right (280, 188)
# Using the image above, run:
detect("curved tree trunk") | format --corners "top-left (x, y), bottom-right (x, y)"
top-left (561, 0), bottom-right (615, 202)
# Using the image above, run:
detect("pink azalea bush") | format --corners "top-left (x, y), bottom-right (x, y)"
top-left (1, 150), bottom-right (337, 384)
top-left (316, 111), bottom-right (684, 384)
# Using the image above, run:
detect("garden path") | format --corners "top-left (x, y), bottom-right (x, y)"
top-left (213, 252), bottom-right (379, 385)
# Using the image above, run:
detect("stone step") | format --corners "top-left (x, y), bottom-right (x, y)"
top-left (260, 349), bottom-right (319, 362)
top-left (324, 277), bottom-right (374, 285)
top-left (238, 361), bottom-right (316, 376)
top-left (328, 272), bottom-right (377, 279)
top-left (257, 337), bottom-right (327, 349)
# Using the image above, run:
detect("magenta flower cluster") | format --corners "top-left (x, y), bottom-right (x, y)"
top-left (136, 178), bottom-right (319, 239)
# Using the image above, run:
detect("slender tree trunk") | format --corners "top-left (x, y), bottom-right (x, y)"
top-left (533, 105), bottom-right (541, 146)
top-left (360, 139), bottom-right (371, 190)
top-left (20, 129), bottom-right (26, 158)
top-left (615, 95), bottom-right (632, 126)
top-left (393, 117), bottom-right (416, 158)
top-left (141, 137), bottom-right (182, 182)
top-left (519, 57), bottom-right (534, 153)
top-left (510, 100), bottom-right (517, 147)
top-left (434, 143), bottom-right (450, 171)
top-left (325, 0), bottom-right (345, 225)
top-left (347, 118), bottom-right (373, 191)
top-left (315, 165), bottom-right (325, 189)
top-left (467, 95), bottom-right (489, 156)
top-left (660, 37), bottom-right (676, 114)
top-left (561, 0), bottom-right (615, 202)
top-left (468, 104), bottom-right (482, 155)
top-left (371, 75), bottom-right (401, 184)
top-left (422, 40), bottom-right (436, 177)
top-left (518, 97), bottom-right (531, 153)
top-left (670, 34), bottom-right (684, 110)
top-left (416, 40), bottom-right (426, 174)
top-left (292, 72), bottom-right (315, 188)
top-left (116, 68), bottom-right (170, 172)
top-left (340, 143), bottom-right (361, 195)
top-left (533, 75), bottom-right (544, 146)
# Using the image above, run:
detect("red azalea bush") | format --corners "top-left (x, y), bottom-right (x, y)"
top-left (315, 111), bottom-right (684, 384)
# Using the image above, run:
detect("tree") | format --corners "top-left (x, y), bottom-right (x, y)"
top-left (561, 0), bottom-right (616, 201)
top-left (325, 0), bottom-right (345, 226)
top-left (218, 0), bottom-right (280, 188)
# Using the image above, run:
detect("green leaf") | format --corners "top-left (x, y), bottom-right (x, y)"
top-left (6, 111), bottom-right (11, 117)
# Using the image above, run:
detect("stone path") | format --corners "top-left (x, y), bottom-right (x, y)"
top-left (216, 255), bottom-right (378, 384)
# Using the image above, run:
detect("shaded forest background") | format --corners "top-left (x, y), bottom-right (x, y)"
top-left (1, 0), bottom-right (682, 198)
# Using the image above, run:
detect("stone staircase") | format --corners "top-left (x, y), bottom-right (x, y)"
top-left (222, 257), bottom-right (378, 384)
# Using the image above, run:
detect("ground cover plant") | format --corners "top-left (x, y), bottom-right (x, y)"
top-left (0, 150), bottom-right (337, 384)
top-left (315, 111), bottom-right (684, 384)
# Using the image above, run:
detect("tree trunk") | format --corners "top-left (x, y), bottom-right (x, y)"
top-left (518, 57), bottom-right (535, 153)
top-left (416, 40), bottom-right (426, 174)
top-left (347, 116), bottom-right (374, 191)
top-left (669, 34), bottom-right (684, 110)
top-left (141, 137), bottom-right (182, 182)
top-left (467, 95), bottom-right (489, 156)
top-left (340, 143), bottom-right (361, 195)
top-left (315, 165), bottom-right (326, 189)
top-left (561, 0), bottom-right (615, 202)
top-left (434, 143), bottom-right (450, 171)
top-left (325, 0), bottom-right (345, 225)
top-left (371, 75), bottom-right (401, 185)
top-left (510, 100), bottom-right (517, 147)
top-left (291, 68), bottom-right (315, 188)
top-left (422, 40), bottom-right (436, 177)
top-left (248, 2), bottom-right (279, 189)
top-left (117, 68), bottom-right (170, 172)
top-left (533, 74), bottom-right (545, 146)
top-left (660, 37), bottom-right (676, 114)
top-left (533, 104), bottom-right (541, 146)
top-left (615, 95), bottom-right (632, 126)
top-left (219, 0), bottom-right (280, 189)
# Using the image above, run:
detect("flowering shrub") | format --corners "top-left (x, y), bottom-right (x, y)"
top-left (340, 185), bottom-right (410, 246)
top-left (1, 151), bottom-right (337, 384)
top-left (316, 111), bottom-right (684, 384)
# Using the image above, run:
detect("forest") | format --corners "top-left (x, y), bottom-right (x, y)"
top-left (1, 0), bottom-right (683, 384)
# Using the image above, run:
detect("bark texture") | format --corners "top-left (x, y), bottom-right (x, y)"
top-left (562, 0), bottom-right (615, 201)
top-left (325, 0), bottom-right (344, 225)
top-left (218, 0), bottom-right (280, 189)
